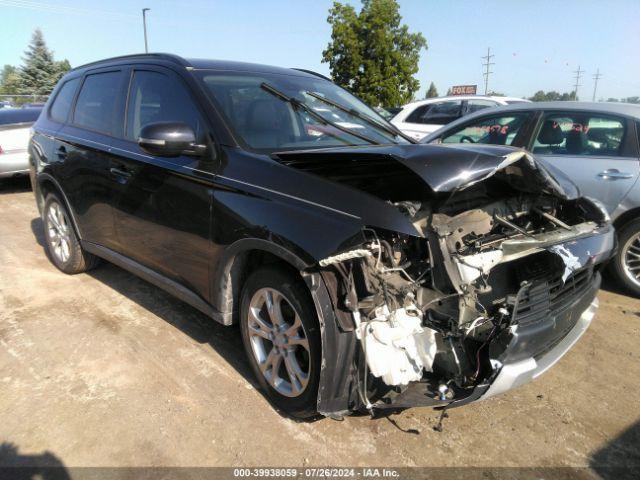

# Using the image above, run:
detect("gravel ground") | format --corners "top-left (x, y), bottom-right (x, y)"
top-left (1, 177), bottom-right (639, 476)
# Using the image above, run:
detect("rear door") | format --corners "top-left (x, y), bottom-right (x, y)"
top-left (530, 111), bottom-right (640, 213)
top-left (110, 66), bottom-right (215, 302)
top-left (53, 68), bottom-right (128, 251)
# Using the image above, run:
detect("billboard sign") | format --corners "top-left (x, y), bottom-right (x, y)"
top-left (450, 85), bottom-right (477, 95)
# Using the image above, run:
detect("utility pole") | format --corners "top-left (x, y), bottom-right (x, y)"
top-left (572, 65), bottom-right (584, 100)
top-left (481, 47), bottom-right (495, 95)
top-left (592, 68), bottom-right (603, 102)
top-left (142, 8), bottom-right (150, 53)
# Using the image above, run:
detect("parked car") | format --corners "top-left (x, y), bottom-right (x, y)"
top-left (21, 102), bottom-right (47, 109)
top-left (30, 54), bottom-right (613, 419)
top-left (421, 101), bottom-right (640, 297)
top-left (392, 95), bottom-right (531, 141)
top-left (0, 107), bottom-right (42, 178)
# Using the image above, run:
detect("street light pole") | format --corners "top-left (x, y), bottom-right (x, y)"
top-left (142, 8), bottom-right (150, 53)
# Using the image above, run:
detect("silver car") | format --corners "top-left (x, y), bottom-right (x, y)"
top-left (0, 107), bottom-right (42, 178)
top-left (422, 101), bottom-right (640, 296)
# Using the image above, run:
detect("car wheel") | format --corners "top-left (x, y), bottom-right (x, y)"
top-left (611, 218), bottom-right (640, 297)
top-left (239, 266), bottom-right (321, 418)
top-left (43, 193), bottom-right (100, 274)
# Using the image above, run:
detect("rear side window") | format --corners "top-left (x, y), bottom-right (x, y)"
top-left (73, 71), bottom-right (124, 136)
top-left (125, 70), bottom-right (204, 142)
top-left (50, 78), bottom-right (80, 123)
top-left (533, 113), bottom-right (626, 157)
top-left (465, 99), bottom-right (497, 114)
top-left (441, 113), bottom-right (531, 146)
top-left (406, 101), bottom-right (462, 125)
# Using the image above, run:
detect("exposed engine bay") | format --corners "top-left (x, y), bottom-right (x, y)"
top-left (312, 150), bottom-right (613, 412)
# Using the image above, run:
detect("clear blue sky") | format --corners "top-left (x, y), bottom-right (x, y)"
top-left (1, 0), bottom-right (639, 100)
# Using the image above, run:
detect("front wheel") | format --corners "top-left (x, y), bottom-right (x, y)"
top-left (611, 218), bottom-right (640, 297)
top-left (239, 267), bottom-right (321, 418)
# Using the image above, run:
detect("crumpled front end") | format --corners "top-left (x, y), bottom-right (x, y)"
top-left (313, 150), bottom-right (614, 413)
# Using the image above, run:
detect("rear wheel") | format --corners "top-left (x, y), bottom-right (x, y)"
top-left (611, 218), bottom-right (640, 297)
top-left (239, 267), bottom-right (321, 418)
top-left (43, 193), bottom-right (100, 274)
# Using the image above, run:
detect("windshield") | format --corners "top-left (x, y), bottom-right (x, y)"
top-left (196, 71), bottom-right (407, 151)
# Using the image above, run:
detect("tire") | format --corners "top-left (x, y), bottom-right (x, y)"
top-left (239, 266), bottom-right (321, 418)
top-left (43, 193), bottom-right (100, 274)
top-left (610, 218), bottom-right (640, 297)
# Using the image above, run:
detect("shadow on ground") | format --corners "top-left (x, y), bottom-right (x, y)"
top-left (590, 420), bottom-right (640, 480)
top-left (0, 442), bottom-right (70, 480)
top-left (599, 273), bottom-right (632, 297)
top-left (0, 176), bottom-right (31, 194)
top-left (29, 216), bottom-right (322, 423)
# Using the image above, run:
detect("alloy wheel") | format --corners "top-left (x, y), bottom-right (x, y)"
top-left (623, 232), bottom-right (640, 288)
top-left (46, 201), bottom-right (72, 263)
top-left (247, 287), bottom-right (311, 397)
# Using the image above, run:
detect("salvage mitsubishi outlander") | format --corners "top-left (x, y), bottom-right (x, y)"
top-left (29, 54), bottom-right (614, 419)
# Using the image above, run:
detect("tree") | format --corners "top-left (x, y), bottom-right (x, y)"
top-left (0, 65), bottom-right (19, 94)
top-left (487, 91), bottom-right (505, 97)
top-left (425, 82), bottom-right (438, 98)
top-left (322, 0), bottom-right (427, 107)
top-left (528, 90), bottom-right (576, 102)
top-left (13, 29), bottom-right (71, 96)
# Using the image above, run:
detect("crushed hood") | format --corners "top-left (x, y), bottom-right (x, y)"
top-left (275, 143), bottom-right (579, 199)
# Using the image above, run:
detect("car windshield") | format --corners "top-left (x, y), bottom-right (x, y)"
top-left (196, 70), bottom-right (408, 151)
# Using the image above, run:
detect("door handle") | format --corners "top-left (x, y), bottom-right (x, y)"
top-left (56, 146), bottom-right (67, 159)
top-left (597, 169), bottom-right (633, 180)
top-left (109, 167), bottom-right (132, 181)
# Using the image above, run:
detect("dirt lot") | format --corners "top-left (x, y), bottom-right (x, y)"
top-left (1, 177), bottom-right (639, 474)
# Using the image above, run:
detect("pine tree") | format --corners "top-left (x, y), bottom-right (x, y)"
top-left (18, 29), bottom-right (70, 95)
top-left (425, 82), bottom-right (438, 98)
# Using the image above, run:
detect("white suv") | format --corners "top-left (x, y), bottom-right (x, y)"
top-left (391, 95), bottom-right (530, 140)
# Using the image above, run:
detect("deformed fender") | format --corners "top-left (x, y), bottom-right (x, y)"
top-left (211, 238), bottom-right (357, 416)
top-left (210, 238), bottom-right (314, 325)
top-left (301, 270), bottom-right (357, 417)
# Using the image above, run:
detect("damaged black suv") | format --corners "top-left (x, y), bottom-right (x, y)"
top-left (30, 54), bottom-right (615, 419)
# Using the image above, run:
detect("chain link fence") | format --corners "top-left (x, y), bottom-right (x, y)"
top-left (0, 94), bottom-right (49, 107)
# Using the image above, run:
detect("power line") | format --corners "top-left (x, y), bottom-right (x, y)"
top-left (481, 47), bottom-right (495, 95)
top-left (0, 0), bottom-right (136, 19)
top-left (573, 65), bottom-right (584, 100)
top-left (592, 68), bottom-right (603, 102)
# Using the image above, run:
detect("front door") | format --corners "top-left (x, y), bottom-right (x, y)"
top-left (530, 111), bottom-right (640, 214)
top-left (110, 67), bottom-right (215, 302)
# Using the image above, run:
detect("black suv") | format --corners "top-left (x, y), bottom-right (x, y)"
top-left (30, 54), bottom-right (614, 419)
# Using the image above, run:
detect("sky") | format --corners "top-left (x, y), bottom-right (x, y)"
top-left (1, 0), bottom-right (639, 101)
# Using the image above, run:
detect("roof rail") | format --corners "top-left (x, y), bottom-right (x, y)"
top-left (70, 53), bottom-right (190, 72)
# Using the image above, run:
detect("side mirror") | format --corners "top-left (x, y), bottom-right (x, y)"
top-left (138, 122), bottom-right (206, 157)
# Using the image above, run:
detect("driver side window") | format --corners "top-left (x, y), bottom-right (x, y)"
top-left (440, 113), bottom-right (530, 146)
